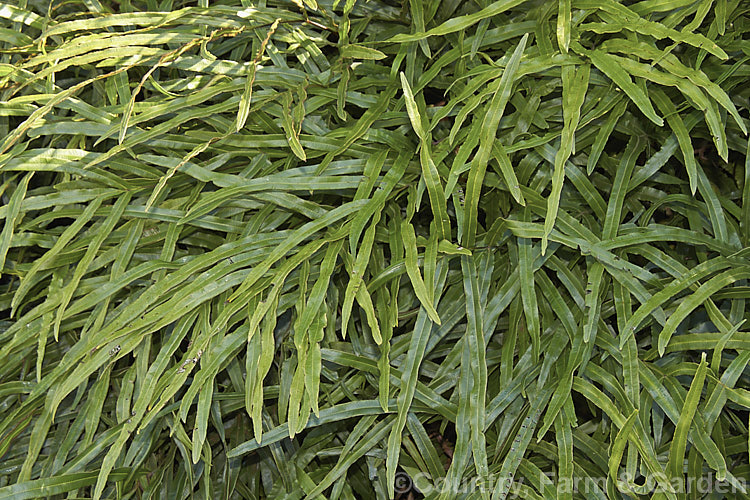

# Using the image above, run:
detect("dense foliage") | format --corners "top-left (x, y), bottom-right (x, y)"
top-left (1, 0), bottom-right (750, 498)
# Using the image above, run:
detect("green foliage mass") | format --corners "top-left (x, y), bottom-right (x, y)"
top-left (1, 0), bottom-right (750, 498)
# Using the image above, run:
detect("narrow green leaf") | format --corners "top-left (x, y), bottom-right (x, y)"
top-left (666, 354), bottom-right (708, 482)
top-left (464, 33), bottom-right (528, 249)
top-left (543, 62), bottom-right (589, 253)
top-left (582, 48), bottom-right (663, 126)
top-left (608, 410), bottom-right (638, 485)
top-left (557, 0), bottom-right (571, 53)
top-left (401, 221), bottom-right (441, 325)
top-left (651, 88), bottom-right (698, 193)
top-left (0, 172), bottom-right (32, 272)
top-left (340, 44), bottom-right (387, 60)
top-left (658, 270), bottom-right (750, 355)
top-left (386, 0), bottom-right (527, 43)
top-left (461, 255), bottom-right (488, 488)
